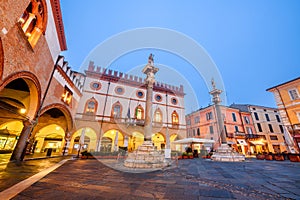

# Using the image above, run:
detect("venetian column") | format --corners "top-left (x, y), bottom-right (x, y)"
top-left (142, 54), bottom-right (159, 141)
top-left (209, 79), bottom-right (227, 144)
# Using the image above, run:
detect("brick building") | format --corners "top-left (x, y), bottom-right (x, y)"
top-left (0, 0), bottom-right (82, 160)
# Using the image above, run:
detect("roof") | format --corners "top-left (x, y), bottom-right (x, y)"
top-left (266, 76), bottom-right (300, 91)
top-left (229, 103), bottom-right (277, 111)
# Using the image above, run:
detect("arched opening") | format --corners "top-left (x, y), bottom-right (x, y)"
top-left (70, 128), bottom-right (97, 154)
top-left (111, 101), bottom-right (122, 122)
top-left (84, 97), bottom-right (98, 115)
top-left (152, 133), bottom-right (165, 150)
top-left (0, 121), bottom-right (23, 151)
top-left (18, 0), bottom-right (48, 48)
top-left (102, 129), bottom-right (124, 152)
top-left (33, 124), bottom-right (65, 155)
top-left (129, 131), bottom-right (144, 151)
top-left (171, 110), bottom-right (179, 128)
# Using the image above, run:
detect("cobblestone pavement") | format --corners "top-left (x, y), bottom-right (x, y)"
top-left (7, 158), bottom-right (300, 200)
top-left (0, 156), bottom-right (71, 192)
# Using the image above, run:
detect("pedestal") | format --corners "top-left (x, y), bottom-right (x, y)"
top-left (124, 141), bottom-right (169, 168)
top-left (211, 144), bottom-right (245, 162)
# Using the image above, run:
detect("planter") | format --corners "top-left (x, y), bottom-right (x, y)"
top-left (182, 156), bottom-right (188, 159)
top-left (256, 154), bottom-right (265, 160)
top-left (265, 155), bottom-right (273, 160)
top-left (274, 155), bottom-right (284, 161)
top-left (188, 155), bottom-right (194, 159)
top-left (289, 154), bottom-right (300, 162)
top-left (81, 155), bottom-right (87, 159)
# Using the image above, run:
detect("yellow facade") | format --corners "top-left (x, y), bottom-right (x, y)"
top-left (267, 77), bottom-right (300, 152)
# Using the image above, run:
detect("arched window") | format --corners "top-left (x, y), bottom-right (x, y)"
top-left (18, 0), bottom-right (47, 48)
top-left (154, 108), bottom-right (162, 123)
top-left (111, 102), bottom-right (122, 121)
top-left (135, 105), bottom-right (144, 120)
top-left (172, 111), bottom-right (179, 127)
top-left (85, 98), bottom-right (97, 114)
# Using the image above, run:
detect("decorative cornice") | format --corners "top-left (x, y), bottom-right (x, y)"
top-left (50, 0), bottom-right (67, 51)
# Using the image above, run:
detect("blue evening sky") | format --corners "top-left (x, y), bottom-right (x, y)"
top-left (60, 1), bottom-right (300, 114)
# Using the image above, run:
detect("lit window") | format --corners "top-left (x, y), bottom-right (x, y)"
top-left (18, 0), bottom-right (47, 48)
top-left (172, 111), bottom-right (179, 124)
top-left (85, 99), bottom-right (97, 114)
top-left (61, 86), bottom-right (72, 105)
top-left (135, 105), bottom-right (144, 120)
top-left (154, 109), bottom-right (162, 123)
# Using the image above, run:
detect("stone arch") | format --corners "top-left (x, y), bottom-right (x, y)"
top-left (102, 129), bottom-right (124, 152)
top-left (152, 132), bottom-right (165, 150)
top-left (70, 127), bottom-right (97, 153)
top-left (39, 103), bottom-right (74, 132)
top-left (0, 71), bottom-right (41, 120)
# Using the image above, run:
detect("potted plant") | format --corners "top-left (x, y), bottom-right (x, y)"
top-left (187, 152), bottom-right (194, 159)
top-left (274, 153), bottom-right (284, 161)
top-left (182, 152), bottom-right (188, 159)
top-left (256, 153), bottom-right (265, 160)
top-left (288, 154), bottom-right (300, 162)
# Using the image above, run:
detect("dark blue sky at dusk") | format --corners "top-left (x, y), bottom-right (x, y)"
top-left (60, 1), bottom-right (300, 113)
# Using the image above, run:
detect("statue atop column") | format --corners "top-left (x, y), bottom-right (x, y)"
top-left (143, 54), bottom-right (159, 86)
top-left (148, 53), bottom-right (154, 65)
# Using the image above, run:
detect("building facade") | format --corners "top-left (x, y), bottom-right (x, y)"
top-left (72, 61), bottom-right (186, 153)
top-left (230, 104), bottom-right (288, 154)
top-left (267, 77), bottom-right (300, 152)
top-left (186, 105), bottom-right (256, 155)
top-left (0, 0), bottom-right (82, 160)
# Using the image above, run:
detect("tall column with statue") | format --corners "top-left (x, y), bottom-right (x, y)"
top-left (143, 53), bottom-right (159, 141)
top-left (210, 79), bottom-right (245, 162)
top-left (124, 54), bottom-right (168, 168)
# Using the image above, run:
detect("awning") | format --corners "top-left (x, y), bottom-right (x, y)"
top-left (249, 141), bottom-right (265, 146)
top-left (237, 139), bottom-right (247, 146)
top-left (172, 138), bottom-right (215, 144)
top-left (227, 141), bottom-right (235, 145)
top-left (294, 134), bottom-right (300, 138)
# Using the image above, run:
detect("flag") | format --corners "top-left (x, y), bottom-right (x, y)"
top-left (127, 107), bottom-right (131, 119)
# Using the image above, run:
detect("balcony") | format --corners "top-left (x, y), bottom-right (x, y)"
top-left (235, 132), bottom-right (245, 137)
top-left (245, 134), bottom-right (264, 139)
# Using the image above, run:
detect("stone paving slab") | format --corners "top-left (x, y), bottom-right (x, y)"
top-left (2, 158), bottom-right (298, 199)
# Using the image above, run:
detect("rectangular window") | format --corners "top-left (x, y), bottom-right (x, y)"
top-left (193, 129), bottom-right (195, 136)
top-left (275, 115), bottom-right (281, 123)
top-left (279, 125), bottom-right (284, 133)
top-left (265, 114), bottom-right (270, 121)
top-left (61, 86), bottom-right (73, 106)
top-left (197, 128), bottom-right (200, 136)
top-left (186, 119), bottom-right (191, 125)
top-left (234, 125), bottom-right (239, 132)
top-left (268, 124), bottom-right (274, 133)
top-left (288, 89), bottom-right (299, 100)
top-left (244, 116), bottom-right (250, 124)
top-left (270, 135), bottom-right (278, 140)
top-left (209, 126), bottom-right (214, 134)
top-left (232, 113), bottom-right (237, 122)
top-left (254, 112), bottom-right (259, 120)
top-left (246, 127), bottom-right (253, 134)
top-left (194, 116), bottom-right (200, 123)
top-left (224, 125), bottom-right (228, 136)
top-left (257, 123), bottom-right (262, 132)
top-left (206, 112), bottom-right (213, 120)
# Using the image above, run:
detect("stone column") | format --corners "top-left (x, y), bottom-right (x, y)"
top-left (209, 80), bottom-right (226, 144)
top-left (62, 132), bottom-right (71, 155)
top-left (10, 119), bottom-right (35, 161)
top-left (21, 13), bottom-right (36, 33)
top-left (142, 54), bottom-right (159, 141)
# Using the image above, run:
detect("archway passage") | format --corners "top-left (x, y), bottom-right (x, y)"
top-left (70, 128), bottom-right (97, 154)
top-left (102, 129), bottom-right (124, 152)
top-left (128, 131), bottom-right (144, 152)
top-left (0, 121), bottom-right (23, 152)
top-left (33, 124), bottom-right (65, 155)
top-left (152, 133), bottom-right (165, 150)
